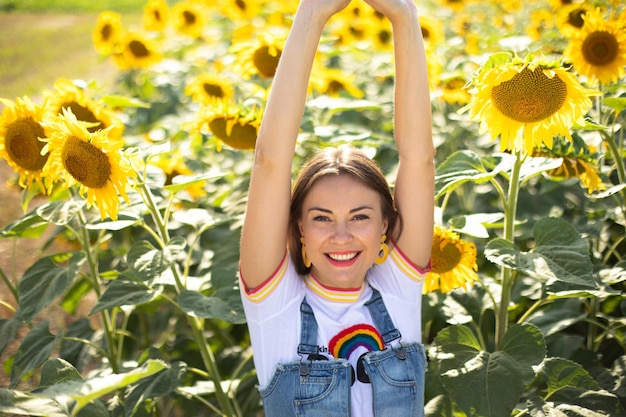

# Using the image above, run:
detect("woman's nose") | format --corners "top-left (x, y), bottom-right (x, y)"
top-left (330, 222), bottom-right (352, 242)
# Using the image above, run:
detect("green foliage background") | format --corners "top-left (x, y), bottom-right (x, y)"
top-left (1, 0), bottom-right (626, 416)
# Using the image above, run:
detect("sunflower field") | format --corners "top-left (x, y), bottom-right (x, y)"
top-left (1, 0), bottom-right (626, 415)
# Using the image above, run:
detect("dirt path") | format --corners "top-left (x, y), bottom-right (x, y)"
top-left (0, 13), bottom-right (122, 387)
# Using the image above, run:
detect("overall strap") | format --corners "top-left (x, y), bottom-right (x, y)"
top-left (365, 288), bottom-right (402, 345)
top-left (297, 297), bottom-right (319, 355)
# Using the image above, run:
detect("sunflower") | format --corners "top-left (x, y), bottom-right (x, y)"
top-left (563, 8), bottom-right (626, 85)
top-left (92, 11), bottom-right (124, 56)
top-left (310, 66), bottom-right (364, 99)
top-left (532, 136), bottom-right (606, 193)
top-left (230, 31), bottom-right (285, 79)
top-left (423, 226), bottom-right (479, 294)
top-left (466, 53), bottom-right (599, 154)
top-left (111, 31), bottom-right (163, 70)
top-left (149, 151), bottom-right (205, 200)
top-left (44, 79), bottom-right (124, 139)
top-left (40, 108), bottom-right (135, 220)
top-left (555, 4), bottom-right (589, 38)
top-left (171, 0), bottom-right (206, 38)
top-left (185, 74), bottom-right (234, 105)
top-left (188, 101), bottom-right (262, 151)
top-left (418, 14), bottom-right (445, 47)
top-left (0, 97), bottom-right (49, 190)
top-left (440, 74), bottom-right (472, 105)
top-left (142, 0), bottom-right (169, 32)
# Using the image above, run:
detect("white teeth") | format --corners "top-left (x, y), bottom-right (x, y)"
top-left (328, 252), bottom-right (358, 261)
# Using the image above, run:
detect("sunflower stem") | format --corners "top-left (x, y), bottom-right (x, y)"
top-left (76, 204), bottom-right (120, 374)
top-left (496, 151), bottom-right (523, 349)
top-left (136, 176), bottom-right (235, 416)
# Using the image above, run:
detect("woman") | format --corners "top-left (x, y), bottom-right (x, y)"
top-left (239, 0), bottom-right (434, 415)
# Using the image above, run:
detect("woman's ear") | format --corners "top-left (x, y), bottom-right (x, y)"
top-left (298, 219), bottom-right (304, 235)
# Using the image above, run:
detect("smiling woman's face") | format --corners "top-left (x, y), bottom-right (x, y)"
top-left (298, 174), bottom-right (388, 289)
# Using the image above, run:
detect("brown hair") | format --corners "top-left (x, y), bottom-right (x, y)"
top-left (288, 145), bottom-right (398, 275)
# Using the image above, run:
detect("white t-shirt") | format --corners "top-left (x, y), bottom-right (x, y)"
top-left (240, 244), bottom-right (428, 416)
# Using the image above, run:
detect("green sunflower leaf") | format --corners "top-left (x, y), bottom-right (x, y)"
top-left (10, 321), bottom-right (61, 389)
top-left (178, 289), bottom-right (246, 324)
top-left (39, 359), bottom-right (167, 416)
top-left (435, 150), bottom-right (502, 197)
top-left (431, 323), bottom-right (545, 417)
top-left (602, 97), bottom-right (626, 113)
top-left (484, 217), bottom-right (596, 290)
top-left (89, 279), bottom-right (161, 315)
top-left (17, 252), bottom-right (86, 323)
top-left (0, 210), bottom-right (49, 239)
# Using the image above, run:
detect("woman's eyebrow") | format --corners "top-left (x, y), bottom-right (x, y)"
top-left (307, 205), bottom-right (374, 213)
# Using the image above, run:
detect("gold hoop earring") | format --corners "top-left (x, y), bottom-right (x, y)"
top-left (300, 237), bottom-right (312, 268)
top-left (375, 235), bottom-right (390, 265)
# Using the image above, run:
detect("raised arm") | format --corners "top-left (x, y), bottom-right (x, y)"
top-left (239, 0), bottom-right (351, 289)
top-left (366, 0), bottom-right (435, 268)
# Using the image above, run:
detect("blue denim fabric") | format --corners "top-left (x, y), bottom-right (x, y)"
top-left (259, 288), bottom-right (426, 416)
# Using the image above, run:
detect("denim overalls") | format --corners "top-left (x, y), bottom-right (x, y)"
top-left (259, 287), bottom-right (427, 416)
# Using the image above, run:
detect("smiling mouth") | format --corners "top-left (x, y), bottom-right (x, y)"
top-left (326, 252), bottom-right (360, 262)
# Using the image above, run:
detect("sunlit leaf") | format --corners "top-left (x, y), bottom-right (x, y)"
top-left (0, 211), bottom-right (49, 239)
top-left (39, 359), bottom-right (167, 415)
top-left (36, 200), bottom-right (85, 226)
top-left (435, 150), bottom-right (501, 197)
top-left (124, 361), bottom-right (187, 416)
top-left (0, 388), bottom-right (67, 417)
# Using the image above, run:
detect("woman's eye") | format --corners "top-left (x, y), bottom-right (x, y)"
top-left (353, 214), bottom-right (370, 221)
top-left (313, 215), bottom-right (330, 222)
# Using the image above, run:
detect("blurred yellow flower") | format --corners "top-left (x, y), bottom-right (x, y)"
top-left (171, 0), bottom-right (206, 38)
top-left (0, 97), bottom-right (49, 190)
top-left (440, 74), bottom-right (471, 105)
top-left (142, 0), bottom-right (169, 32)
top-left (112, 31), bottom-right (163, 70)
top-left (563, 8), bottom-right (626, 85)
top-left (423, 226), bottom-right (479, 294)
top-left (555, 4), bottom-right (589, 38)
top-left (44, 79), bottom-right (124, 138)
top-left (310, 67), bottom-right (364, 99)
top-left (93, 11), bottom-right (124, 55)
top-left (230, 31), bottom-right (285, 79)
top-left (466, 53), bottom-right (599, 154)
top-left (185, 74), bottom-right (234, 105)
top-left (189, 101), bottom-right (262, 151)
top-left (40, 108), bottom-right (135, 220)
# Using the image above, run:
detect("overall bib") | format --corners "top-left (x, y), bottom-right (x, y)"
top-left (259, 288), bottom-right (427, 416)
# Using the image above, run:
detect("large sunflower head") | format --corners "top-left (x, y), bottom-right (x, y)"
top-left (111, 31), bottom-right (163, 70)
top-left (43, 78), bottom-right (124, 139)
top-left (92, 11), bottom-right (124, 56)
top-left (466, 53), bottom-right (599, 154)
top-left (423, 226), bottom-right (479, 294)
top-left (40, 108), bottom-right (135, 220)
top-left (184, 74), bottom-right (235, 105)
top-left (188, 100), bottom-right (263, 151)
top-left (142, 0), bottom-right (169, 32)
top-left (230, 31), bottom-right (285, 79)
top-left (0, 96), bottom-right (50, 190)
top-left (563, 7), bottom-right (626, 85)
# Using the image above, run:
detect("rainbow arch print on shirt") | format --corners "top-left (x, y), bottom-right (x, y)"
top-left (329, 324), bottom-right (384, 359)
